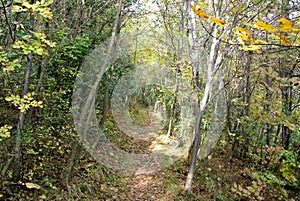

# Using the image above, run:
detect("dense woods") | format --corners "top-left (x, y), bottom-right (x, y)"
top-left (0, 0), bottom-right (299, 200)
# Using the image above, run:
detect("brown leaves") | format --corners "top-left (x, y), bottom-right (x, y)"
top-left (231, 180), bottom-right (265, 201)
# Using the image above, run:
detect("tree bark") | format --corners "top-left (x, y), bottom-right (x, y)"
top-left (99, 66), bottom-right (113, 128)
top-left (184, 25), bottom-right (220, 192)
top-left (13, 0), bottom-right (35, 181)
top-left (60, 139), bottom-right (82, 186)
top-left (61, 0), bottom-right (124, 185)
top-left (187, 0), bottom-right (200, 90)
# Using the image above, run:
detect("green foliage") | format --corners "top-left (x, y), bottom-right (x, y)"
top-left (279, 149), bottom-right (299, 187)
top-left (0, 0), bottom-right (299, 200)
top-left (253, 150), bottom-right (300, 187)
top-left (253, 171), bottom-right (286, 186)
top-left (44, 35), bottom-right (91, 120)
top-left (129, 100), bottom-right (150, 127)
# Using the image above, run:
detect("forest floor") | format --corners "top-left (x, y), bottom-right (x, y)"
top-left (84, 103), bottom-right (299, 201)
top-left (74, 144), bottom-right (299, 201)
top-left (116, 151), bottom-right (246, 201)
top-left (94, 148), bottom-right (300, 201)
top-left (1, 103), bottom-right (299, 200)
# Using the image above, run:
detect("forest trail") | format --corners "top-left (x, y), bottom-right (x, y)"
top-left (114, 110), bottom-right (177, 200)
top-left (124, 173), bottom-right (166, 201)
top-left (109, 106), bottom-right (249, 200)
top-left (109, 145), bottom-right (248, 200)
top-left (108, 109), bottom-right (230, 200)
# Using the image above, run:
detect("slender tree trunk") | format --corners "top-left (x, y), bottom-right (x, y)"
top-left (184, 25), bottom-right (219, 192)
top-left (280, 0), bottom-right (293, 150)
top-left (184, 109), bottom-right (203, 191)
top-left (187, 0), bottom-right (200, 90)
top-left (279, 57), bottom-right (292, 150)
top-left (28, 21), bottom-right (50, 120)
top-left (61, 0), bottom-right (124, 185)
top-left (133, 21), bottom-right (139, 66)
top-left (264, 70), bottom-right (272, 146)
top-left (13, 0), bottom-right (35, 181)
top-left (99, 66), bottom-right (113, 128)
top-left (241, 54), bottom-right (251, 157)
top-left (0, 0), bottom-right (15, 45)
top-left (166, 82), bottom-right (178, 136)
top-left (60, 139), bottom-right (83, 186)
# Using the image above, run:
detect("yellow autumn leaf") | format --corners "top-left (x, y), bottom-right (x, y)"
top-left (211, 17), bottom-right (226, 26)
top-left (41, 0), bottom-right (54, 6)
top-left (25, 182), bottom-right (41, 189)
top-left (235, 27), bottom-right (251, 37)
top-left (277, 18), bottom-right (293, 33)
top-left (255, 20), bottom-right (276, 32)
top-left (283, 120), bottom-right (295, 131)
top-left (241, 44), bottom-right (262, 51)
top-left (19, 105), bottom-right (28, 113)
top-left (190, 4), bottom-right (209, 19)
top-left (234, 28), bottom-right (253, 44)
top-left (3, 66), bottom-right (14, 74)
top-left (12, 41), bottom-right (22, 49)
top-left (276, 33), bottom-right (291, 46)
top-left (255, 39), bottom-right (268, 44)
top-left (38, 101), bottom-right (43, 105)
top-left (22, 1), bottom-right (36, 10)
top-left (38, 7), bottom-right (53, 19)
top-left (5, 96), bottom-right (14, 102)
top-left (11, 5), bottom-right (26, 12)
top-left (30, 100), bottom-right (43, 107)
top-left (242, 21), bottom-right (252, 27)
top-left (0, 125), bottom-right (12, 139)
top-left (100, 184), bottom-right (107, 191)
top-left (228, 40), bottom-right (235, 45)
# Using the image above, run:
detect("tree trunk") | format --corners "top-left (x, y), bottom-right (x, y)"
top-left (62, 0), bottom-right (124, 184)
top-left (184, 109), bottom-right (203, 191)
top-left (184, 25), bottom-right (220, 192)
top-left (241, 54), bottom-right (251, 157)
top-left (60, 139), bottom-right (83, 186)
top-left (99, 66), bottom-right (113, 128)
top-left (187, 0), bottom-right (200, 91)
top-left (13, 1), bottom-right (35, 181)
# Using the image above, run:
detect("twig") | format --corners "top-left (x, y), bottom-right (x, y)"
top-left (1, 157), bottom-right (13, 177)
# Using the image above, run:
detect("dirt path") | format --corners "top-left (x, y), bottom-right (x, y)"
top-left (111, 111), bottom-right (174, 200)
top-left (124, 174), bottom-right (166, 201)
